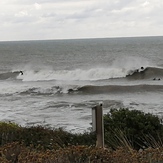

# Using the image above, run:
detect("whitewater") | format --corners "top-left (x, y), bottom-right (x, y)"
top-left (0, 37), bottom-right (163, 132)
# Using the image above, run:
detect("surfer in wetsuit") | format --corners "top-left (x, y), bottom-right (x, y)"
top-left (134, 67), bottom-right (144, 73)
top-left (141, 67), bottom-right (144, 70)
top-left (20, 71), bottom-right (23, 75)
top-left (139, 67), bottom-right (145, 74)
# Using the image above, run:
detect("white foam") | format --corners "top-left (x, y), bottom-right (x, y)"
top-left (14, 56), bottom-right (154, 82)
top-left (0, 79), bottom-right (79, 95)
top-left (17, 67), bottom-right (129, 82)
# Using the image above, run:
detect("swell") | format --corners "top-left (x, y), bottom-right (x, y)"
top-left (77, 84), bottom-right (163, 94)
top-left (0, 83), bottom-right (162, 96)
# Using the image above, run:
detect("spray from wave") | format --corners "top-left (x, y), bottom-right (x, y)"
top-left (10, 56), bottom-right (154, 81)
top-left (17, 66), bottom-right (163, 81)
top-left (1, 66), bottom-right (161, 82)
top-left (14, 55), bottom-right (151, 80)
top-left (16, 68), bottom-right (129, 81)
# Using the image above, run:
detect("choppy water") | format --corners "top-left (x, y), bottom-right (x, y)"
top-left (0, 36), bottom-right (163, 132)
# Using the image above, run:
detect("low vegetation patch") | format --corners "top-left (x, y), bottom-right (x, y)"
top-left (0, 108), bottom-right (163, 162)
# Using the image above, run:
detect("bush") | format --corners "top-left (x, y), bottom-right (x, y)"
top-left (1, 108), bottom-right (163, 152)
top-left (0, 123), bottom-right (95, 150)
top-left (0, 122), bottom-right (21, 145)
top-left (104, 108), bottom-right (163, 150)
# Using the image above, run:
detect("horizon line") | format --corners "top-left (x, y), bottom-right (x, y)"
top-left (0, 35), bottom-right (163, 42)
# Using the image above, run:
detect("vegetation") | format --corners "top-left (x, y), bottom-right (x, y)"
top-left (0, 108), bottom-right (163, 162)
top-left (104, 108), bottom-right (163, 150)
top-left (0, 123), bottom-right (96, 150)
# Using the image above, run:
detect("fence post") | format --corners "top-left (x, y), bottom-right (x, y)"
top-left (92, 104), bottom-right (104, 148)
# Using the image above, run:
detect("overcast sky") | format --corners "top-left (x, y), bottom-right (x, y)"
top-left (0, 0), bottom-right (163, 41)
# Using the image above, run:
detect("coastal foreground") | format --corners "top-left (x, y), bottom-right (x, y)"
top-left (1, 108), bottom-right (163, 162)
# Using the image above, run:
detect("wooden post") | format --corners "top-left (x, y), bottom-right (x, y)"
top-left (92, 104), bottom-right (104, 148)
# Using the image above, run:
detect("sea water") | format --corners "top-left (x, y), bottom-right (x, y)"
top-left (0, 36), bottom-right (163, 132)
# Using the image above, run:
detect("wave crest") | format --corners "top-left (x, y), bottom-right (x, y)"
top-left (1, 66), bottom-right (162, 82)
top-left (16, 68), bottom-right (127, 81)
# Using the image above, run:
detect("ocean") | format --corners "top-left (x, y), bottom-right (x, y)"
top-left (0, 36), bottom-right (163, 132)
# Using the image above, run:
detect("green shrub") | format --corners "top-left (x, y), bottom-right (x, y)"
top-left (0, 122), bottom-right (21, 145)
top-left (0, 122), bottom-right (95, 150)
top-left (104, 108), bottom-right (163, 150)
top-left (18, 126), bottom-right (96, 149)
top-left (67, 131), bottom-right (96, 146)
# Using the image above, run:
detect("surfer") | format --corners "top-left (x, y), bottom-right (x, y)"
top-left (20, 71), bottom-right (23, 75)
top-left (139, 67), bottom-right (145, 74)
top-left (134, 67), bottom-right (144, 73)
top-left (153, 78), bottom-right (161, 80)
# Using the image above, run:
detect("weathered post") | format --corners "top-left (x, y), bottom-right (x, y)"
top-left (92, 104), bottom-right (104, 148)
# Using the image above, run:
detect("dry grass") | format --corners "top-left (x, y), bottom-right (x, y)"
top-left (1, 142), bottom-right (163, 163)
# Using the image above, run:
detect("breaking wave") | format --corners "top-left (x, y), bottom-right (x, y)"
top-left (19, 86), bottom-right (77, 95)
top-left (0, 71), bottom-right (21, 80)
top-left (0, 66), bottom-right (162, 81)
